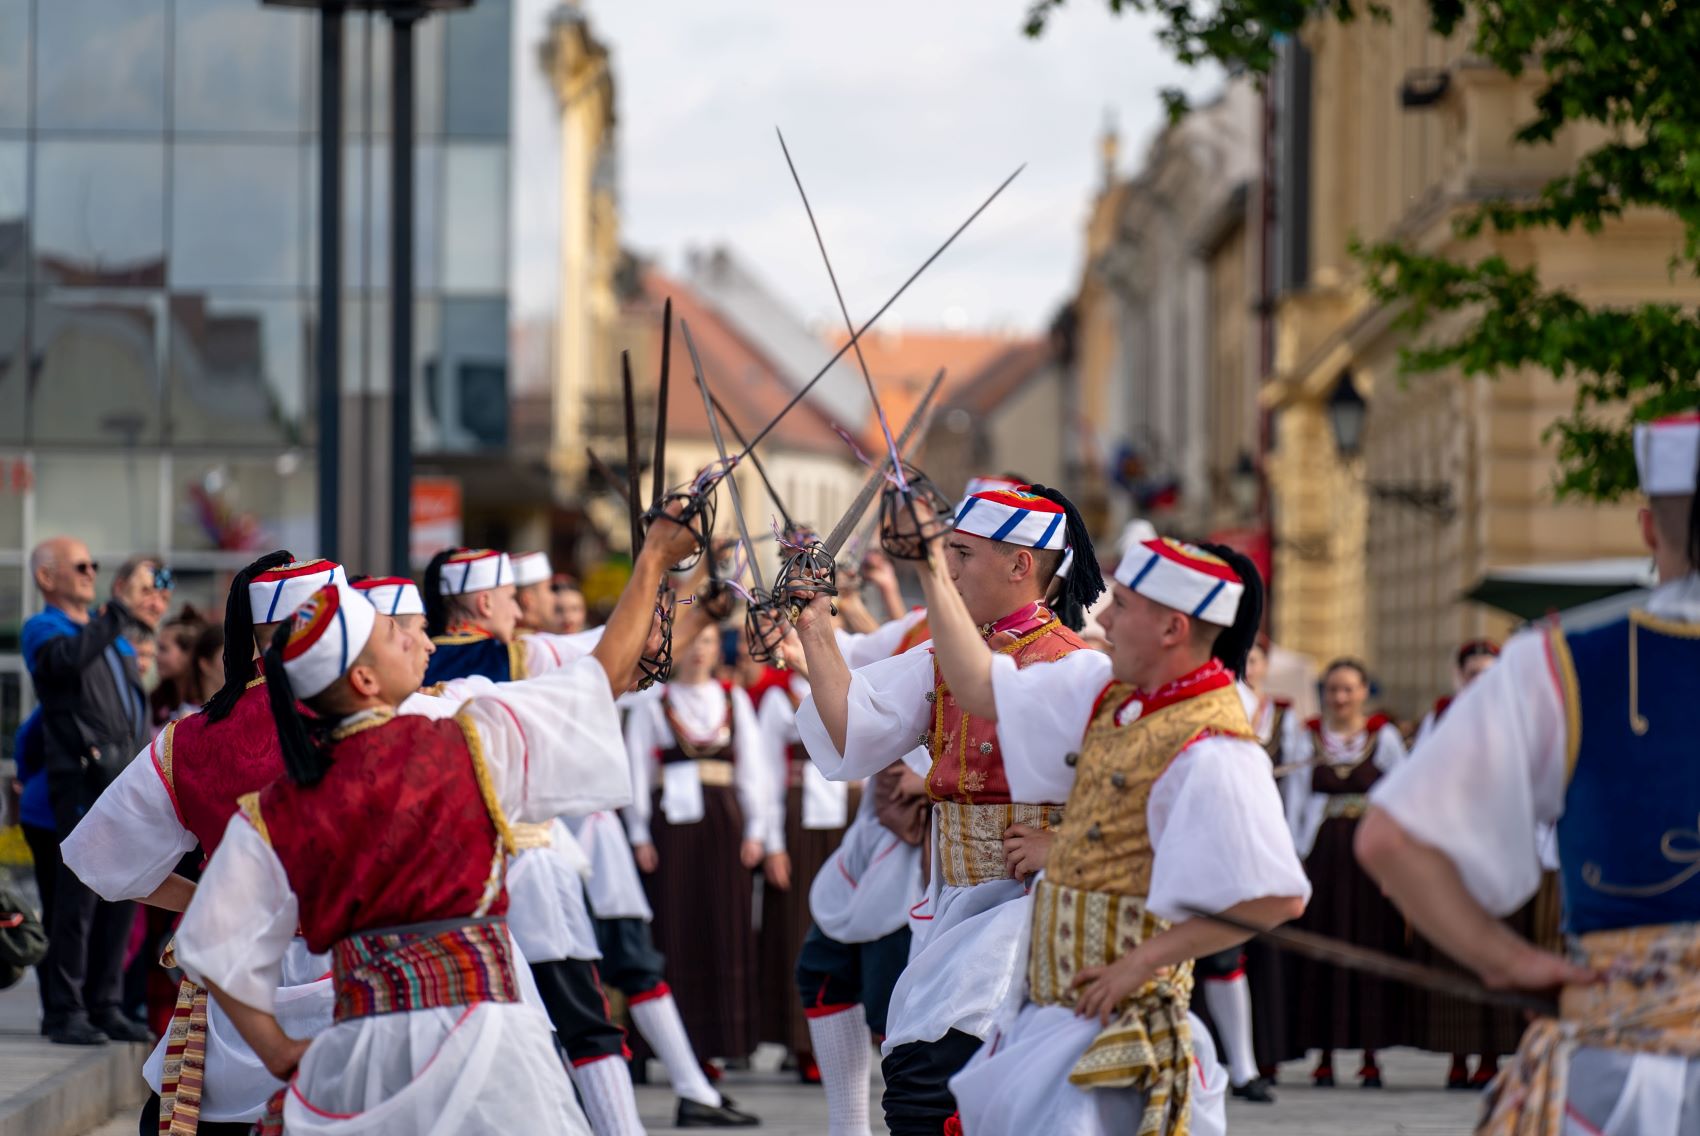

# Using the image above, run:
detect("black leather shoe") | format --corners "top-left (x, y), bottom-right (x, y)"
top-left (1312, 1066), bottom-right (1335, 1088)
top-left (676, 1098), bottom-right (761, 1127)
top-left (1231, 1076), bottom-right (1276, 1103)
top-left (49, 1019), bottom-right (108, 1046)
top-left (92, 1013), bottom-right (151, 1043)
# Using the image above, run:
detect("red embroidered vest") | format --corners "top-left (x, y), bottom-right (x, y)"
top-left (895, 614), bottom-right (932, 656)
top-left (152, 679), bottom-right (284, 859)
top-left (924, 606), bottom-right (1087, 804)
top-left (244, 713), bottom-right (510, 954)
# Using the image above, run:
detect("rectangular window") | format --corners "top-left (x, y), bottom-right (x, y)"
top-left (0, 0), bottom-right (29, 130)
top-left (171, 143), bottom-right (305, 289)
top-left (167, 294), bottom-right (310, 446)
top-left (175, 0), bottom-right (310, 136)
top-left (35, 140), bottom-right (167, 287)
top-left (35, 0), bottom-right (168, 133)
top-left (30, 291), bottom-right (165, 445)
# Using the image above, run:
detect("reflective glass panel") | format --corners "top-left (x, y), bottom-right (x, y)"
top-left (171, 143), bottom-right (304, 288)
top-left (35, 142), bottom-right (167, 287)
top-left (32, 451), bottom-right (163, 560)
top-left (0, 291), bottom-right (23, 441)
top-left (170, 455), bottom-right (316, 558)
top-left (425, 297), bottom-right (507, 451)
top-left (168, 294), bottom-right (309, 447)
top-left (30, 292), bottom-right (164, 445)
top-left (175, 0), bottom-right (309, 135)
top-left (0, 1), bottom-right (28, 130)
top-left (0, 141), bottom-right (23, 283)
top-left (0, 451), bottom-right (23, 546)
top-left (325, 141), bottom-right (440, 292)
top-left (336, 12), bottom-right (445, 139)
top-left (36, 0), bottom-right (167, 132)
top-left (441, 144), bottom-right (506, 294)
top-left (443, 0), bottom-right (510, 138)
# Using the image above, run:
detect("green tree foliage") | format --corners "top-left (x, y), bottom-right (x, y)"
top-left (1029, 0), bottom-right (1700, 499)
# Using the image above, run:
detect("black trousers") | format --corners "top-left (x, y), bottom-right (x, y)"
top-left (881, 1028), bottom-right (983, 1136)
top-left (43, 859), bottom-right (133, 1029)
top-left (22, 823), bottom-right (60, 1021)
top-left (794, 922), bottom-right (912, 1037)
top-left (138, 1093), bottom-right (252, 1136)
top-left (591, 916), bottom-right (668, 998)
top-left (530, 958), bottom-right (629, 1066)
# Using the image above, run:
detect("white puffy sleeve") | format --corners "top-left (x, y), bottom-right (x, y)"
top-left (1372, 720), bottom-right (1409, 773)
top-left (988, 649), bottom-right (1113, 804)
top-left (757, 688), bottom-right (799, 853)
top-left (60, 735), bottom-right (197, 902)
top-left (521, 627), bottom-right (605, 675)
top-left (837, 609), bottom-right (927, 670)
top-left (623, 698), bottom-right (664, 847)
top-left (731, 686), bottom-right (773, 846)
top-left (457, 657), bottom-right (630, 823)
top-left (175, 815), bottom-right (301, 1014)
top-left (1370, 629), bottom-right (1568, 916)
top-left (796, 646), bottom-right (935, 782)
top-left (1146, 736), bottom-right (1312, 923)
top-left (1282, 726), bottom-right (1324, 857)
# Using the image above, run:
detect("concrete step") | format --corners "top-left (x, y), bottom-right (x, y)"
top-left (0, 1035), bottom-right (149, 1136)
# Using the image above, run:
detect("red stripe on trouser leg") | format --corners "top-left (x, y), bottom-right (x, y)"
top-left (626, 981), bottom-right (672, 1007)
top-left (1204, 967), bottom-right (1245, 982)
top-left (590, 963), bottom-right (632, 1062)
top-left (804, 1002), bottom-right (861, 1020)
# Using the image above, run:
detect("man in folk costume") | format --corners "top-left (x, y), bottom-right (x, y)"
top-left (795, 483), bottom-right (1103, 1136)
top-left (172, 511), bottom-right (692, 1136)
top-left (416, 547), bottom-right (651, 1134)
top-left (1358, 412), bottom-right (1700, 1136)
top-left (907, 535), bottom-right (1309, 1136)
top-left (61, 553), bottom-right (344, 1135)
top-left (511, 551), bottom-right (558, 635)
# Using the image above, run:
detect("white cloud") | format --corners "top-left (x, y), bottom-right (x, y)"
top-left (516, 0), bottom-right (1221, 333)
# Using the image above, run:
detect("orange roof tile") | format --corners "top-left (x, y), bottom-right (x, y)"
top-left (828, 328), bottom-right (1041, 442)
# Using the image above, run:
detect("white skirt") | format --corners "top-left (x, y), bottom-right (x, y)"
top-left (881, 878), bottom-right (1031, 1053)
top-left (1562, 1048), bottom-right (1700, 1136)
top-left (504, 821), bottom-right (600, 963)
top-left (951, 1006), bottom-right (1227, 1136)
top-left (282, 1001), bottom-right (590, 1136)
top-left (568, 810), bottom-right (653, 922)
top-left (142, 939), bottom-right (334, 1122)
top-left (809, 808), bottom-right (922, 945)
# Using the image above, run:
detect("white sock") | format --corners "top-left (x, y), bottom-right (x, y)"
top-left (1204, 973), bottom-right (1261, 1087)
top-left (805, 1003), bottom-right (873, 1136)
top-left (568, 1054), bottom-right (645, 1136)
top-left (628, 987), bottom-right (722, 1107)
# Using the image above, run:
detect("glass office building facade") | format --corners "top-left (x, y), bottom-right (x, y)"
top-left (0, 0), bottom-right (515, 747)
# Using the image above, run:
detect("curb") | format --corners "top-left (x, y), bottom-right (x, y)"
top-left (0, 1041), bottom-right (148, 1136)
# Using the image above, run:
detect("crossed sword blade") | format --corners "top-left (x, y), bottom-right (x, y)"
top-left (707, 390), bottom-right (795, 534)
top-left (681, 318), bottom-right (768, 596)
top-left (651, 297), bottom-right (672, 511)
top-left (820, 366), bottom-right (946, 561)
top-left (1182, 906), bottom-right (1558, 1016)
top-left (733, 162), bottom-right (1024, 465)
top-left (620, 351), bottom-right (645, 553)
top-left (775, 126), bottom-right (906, 488)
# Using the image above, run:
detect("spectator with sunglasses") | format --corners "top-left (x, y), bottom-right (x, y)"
top-left (22, 537), bottom-right (163, 1046)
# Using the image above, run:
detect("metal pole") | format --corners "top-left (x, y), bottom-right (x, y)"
top-left (388, 8), bottom-right (419, 575)
top-left (317, 8), bottom-right (344, 561)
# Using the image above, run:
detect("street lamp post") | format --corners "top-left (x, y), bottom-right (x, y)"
top-left (1325, 371), bottom-right (1456, 521)
top-left (262, 0), bottom-right (475, 572)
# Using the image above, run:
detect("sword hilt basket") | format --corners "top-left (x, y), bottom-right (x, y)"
top-left (879, 468), bottom-right (954, 561)
top-left (636, 583), bottom-right (676, 690)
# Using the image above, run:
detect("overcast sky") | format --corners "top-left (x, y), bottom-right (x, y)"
top-left (512, 0), bottom-right (1222, 335)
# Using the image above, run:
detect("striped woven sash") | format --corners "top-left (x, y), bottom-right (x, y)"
top-left (156, 935), bottom-right (209, 1136)
top-left (331, 917), bottom-right (519, 1022)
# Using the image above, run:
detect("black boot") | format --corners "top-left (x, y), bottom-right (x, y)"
top-left (676, 1097), bottom-right (761, 1127)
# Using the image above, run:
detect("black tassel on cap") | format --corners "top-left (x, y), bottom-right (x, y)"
top-left (1197, 542), bottom-right (1264, 680)
top-left (422, 548), bottom-right (465, 638)
top-left (204, 549), bottom-right (293, 722)
top-left (1025, 484), bottom-right (1105, 633)
top-left (262, 621), bottom-right (335, 787)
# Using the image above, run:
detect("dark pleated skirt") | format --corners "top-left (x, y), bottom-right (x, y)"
top-left (1287, 816), bottom-right (1412, 1056)
top-left (642, 782), bottom-right (756, 1061)
top-left (758, 782), bottom-right (860, 1052)
top-left (1245, 937), bottom-right (1299, 1067)
top-left (1410, 870), bottom-right (1564, 1056)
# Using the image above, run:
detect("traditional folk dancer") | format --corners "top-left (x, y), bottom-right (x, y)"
top-left (1357, 413), bottom-right (1700, 1136)
top-left (796, 484), bottom-right (1103, 1136)
top-left (172, 511), bottom-right (691, 1136)
top-left (417, 546), bottom-right (646, 1135)
top-left (1281, 658), bottom-right (1411, 1087)
top-left (623, 623), bottom-right (776, 1078)
top-left (914, 536), bottom-right (1309, 1136)
top-left (1407, 640), bottom-right (1529, 1091)
top-left (61, 553), bottom-right (344, 1136)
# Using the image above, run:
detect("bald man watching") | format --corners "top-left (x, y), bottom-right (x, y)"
top-left (23, 536), bottom-right (156, 1046)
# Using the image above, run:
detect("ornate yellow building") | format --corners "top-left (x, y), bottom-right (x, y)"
top-left (1263, 1), bottom-right (1694, 713)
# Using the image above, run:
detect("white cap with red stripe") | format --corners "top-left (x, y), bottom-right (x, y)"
top-left (352, 576), bottom-right (425, 617)
top-left (249, 559), bottom-right (347, 626)
top-left (280, 583), bottom-right (375, 699)
top-left (1114, 537), bottom-right (1245, 627)
top-left (437, 549), bottom-right (512, 595)
top-left (510, 551), bottom-right (552, 588)
top-left (1635, 414), bottom-right (1700, 497)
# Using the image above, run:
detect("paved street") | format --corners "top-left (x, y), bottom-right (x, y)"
top-left (73, 1046), bottom-right (1482, 1134)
